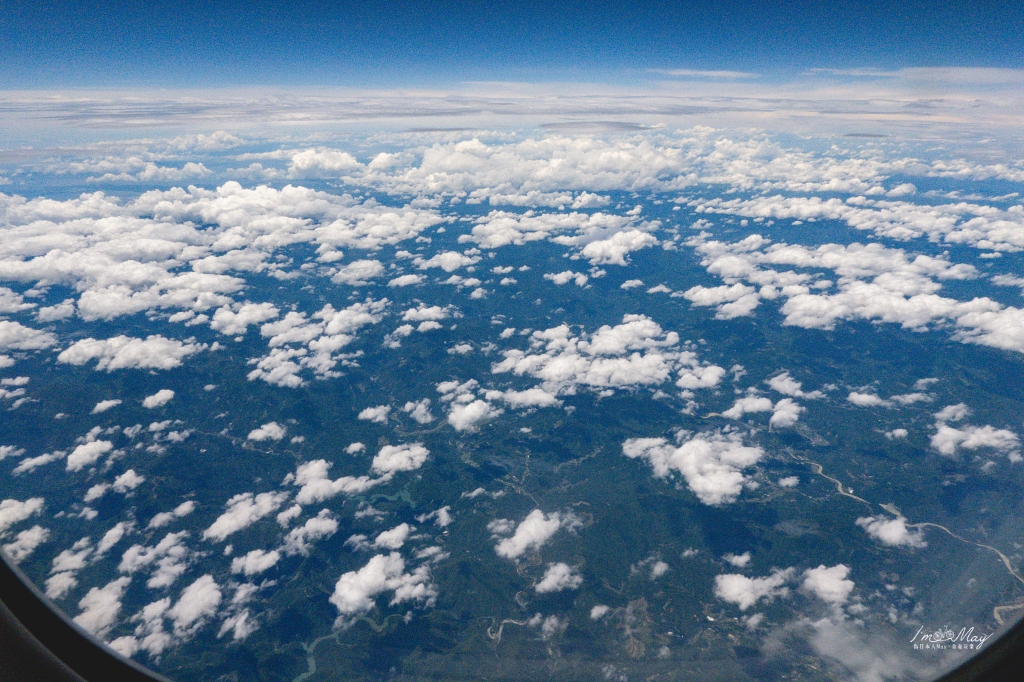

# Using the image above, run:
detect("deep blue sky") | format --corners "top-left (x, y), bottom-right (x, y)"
top-left (1, 0), bottom-right (1022, 88)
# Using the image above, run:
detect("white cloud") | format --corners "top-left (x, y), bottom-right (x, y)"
top-left (247, 421), bottom-right (286, 441)
top-left (142, 389), bottom-right (175, 409)
top-left (402, 399), bottom-right (434, 424)
top-left (623, 432), bottom-right (763, 505)
top-left (282, 510), bottom-right (339, 555)
top-left (332, 260), bottom-right (385, 286)
top-left (58, 336), bottom-right (202, 371)
top-left (0, 320), bottom-right (57, 353)
top-left (723, 552), bottom-right (751, 567)
top-left (371, 443), bottom-right (429, 475)
top-left (202, 492), bottom-right (289, 542)
top-left (931, 423), bottom-right (1020, 459)
top-left (209, 302), bottom-right (279, 335)
top-left (447, 399), bottom-right (503, 431)
top-left (769, 398), bottom-right (805, 428)
top-left (847, 392), bottom-right (890, 407)
top-left (2, 525), bottom-right (49, 563)
top-left (291, 460), bottom-right (387, 505)
top-left (721, 395), bottom-right (774, 419)
top-left (91, 399), bottom-right (122, 414)
top-left (231, 549), bottom-right (281, 576)
top-left (415, 251), bottom-right (480, 272)
top-left (801, 564), bottom-right (855, 604)
top-left (402, 305), bottom-right (450, 322)
top-left (167, 574), bottom-right (222, 637)
top-left (388, 274), bottom-right (424, 287)
top-left (714, 569), bottom-right (795, 610)
top-left (329, 552), bottom-right (437, 618)
top-left (112, 469), bottom-right (145, 493)
top-left (495, 509), bottom-right (563, 559)
top-left (373, 523), bottom-right (412, 550)
top-left (767, 372), bottom-right (824, 399)
top-left (358, 405), bottom-right (391, 423)
top-left (855, 515), bottom-right (927, 548)
top-left (288, 148), bottom-right (362, 176)
top-left (493, 314), bottom-right (723, 396)
top-left (66, 440), bottom-right (114, 472)
top-left (119, 530), bottom-right (191, 589)
top-left (535, 562), bottom-right (583, 593)
top-left (579, 229), bottom-right (657, 266)
top-left (544, 270), bottom-right (588, 287)
top-left (74, 576), bottom-right (131, 639)
top-left (147, 500), bottom-right (195, 529)
top-left (621, 279), bottom-right (644, 289)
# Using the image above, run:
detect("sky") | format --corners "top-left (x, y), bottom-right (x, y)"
top-left (2, 0), bottom-right (1023, 88)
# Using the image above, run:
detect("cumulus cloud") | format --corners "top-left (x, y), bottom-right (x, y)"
top-left (332, 259), bottom-right (385, 285)
top-left (148, 500), bottom-right (196, 529)
top-left (91, 399), bottom-right (122, 414)
top-left (291, 459), bottom-right (387, 505)
top-left (247, 421), bottom-right (286, 441)
top-left (855, 515), bottom-right (927, 548)
top-left (358, 405), bottom-right (391, 423)
top-left (715, 569), bottom-right (795, 610)
top-left (767, 372), bottom-right (824, 399)
top-left (544, 270), bottom-right (589, 287)
top-left (371, 443), bottom-right (429, 475)
top-left (801, 564), bottom-right (855, 605)
top-left (415, 251), bottom-right (480, 272)
top-left (282, 509), bottom-right (339, 555)
top-left (494, 510), bottom-right (564, 559)
top-left (402, 398), bottom-right (434, 424)
top-left (721, 395), bottom-right (774, 419)
top-left (373, 523), bottom-right (412, 550)
top-left (231, 549), bottom-right (281, 576)
top-left (623, 431), bottom-right (763, 505)
top-left (202, 492), bottom-right (289, 542)
top-left (388, 274), bottom-right (424, 287)
top-left (769, 398), bottom-right (805, 428)
top-left (74, 576), bottom-right (132, 639)
top-left (112, 469), bottom-right (145, 493)
top-left (119, 530), bottom-right (192, 589)
top-left (847, 392), bottom-right (890, 407)
top-left (142, 389), bottom-right (175, 408)
top-left (58, 336), bottom-right (203, 371)
top-left (66, 440), bottom-right (114, 472)
top-left (447, 399), bottom-right (503, 431)
top-left (2, 525), bottom-right (49, 563)
top-left (167, 574), bottom-right (222, 637)
top-left (0, 320), bottom-right (57, 353)
top-left (535, 562), bottom-right (583, 593)
top-left (493, 314), bottom-right (724, 396)
top-left (329, 552), bottom-right (437, 618)
top-left (209, 302), bottom-right (279, 335)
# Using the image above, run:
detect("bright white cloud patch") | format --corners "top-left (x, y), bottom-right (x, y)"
top-left (91, 399), bottom-right (122, 414)
top-left (855, 515), bottom-right (927, 548)
top-left (371, 443), bottom-right (429, 475)
top-left (623, 432), bottom-right (763, 505)
top-left (494, 510), bottom-right (563, 559)
top-left (535, 562), bottom-right (583, 593)
top-left (247, 422), bottom-right (286, 441)
top-left (714, 569), bottom-right (795, 610)
top-left (493, 314), bottom-right (724, 396)
top-left (142, 389), bottom-right (175, 408)
top-left (59, 336), bottom-right (202, 371)
top-left (329, 552), bottom-right (437, 618)
top-left (801, 564), bottom-right (855, 605)
top-left (202, 492), bottom-right (289, 542)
